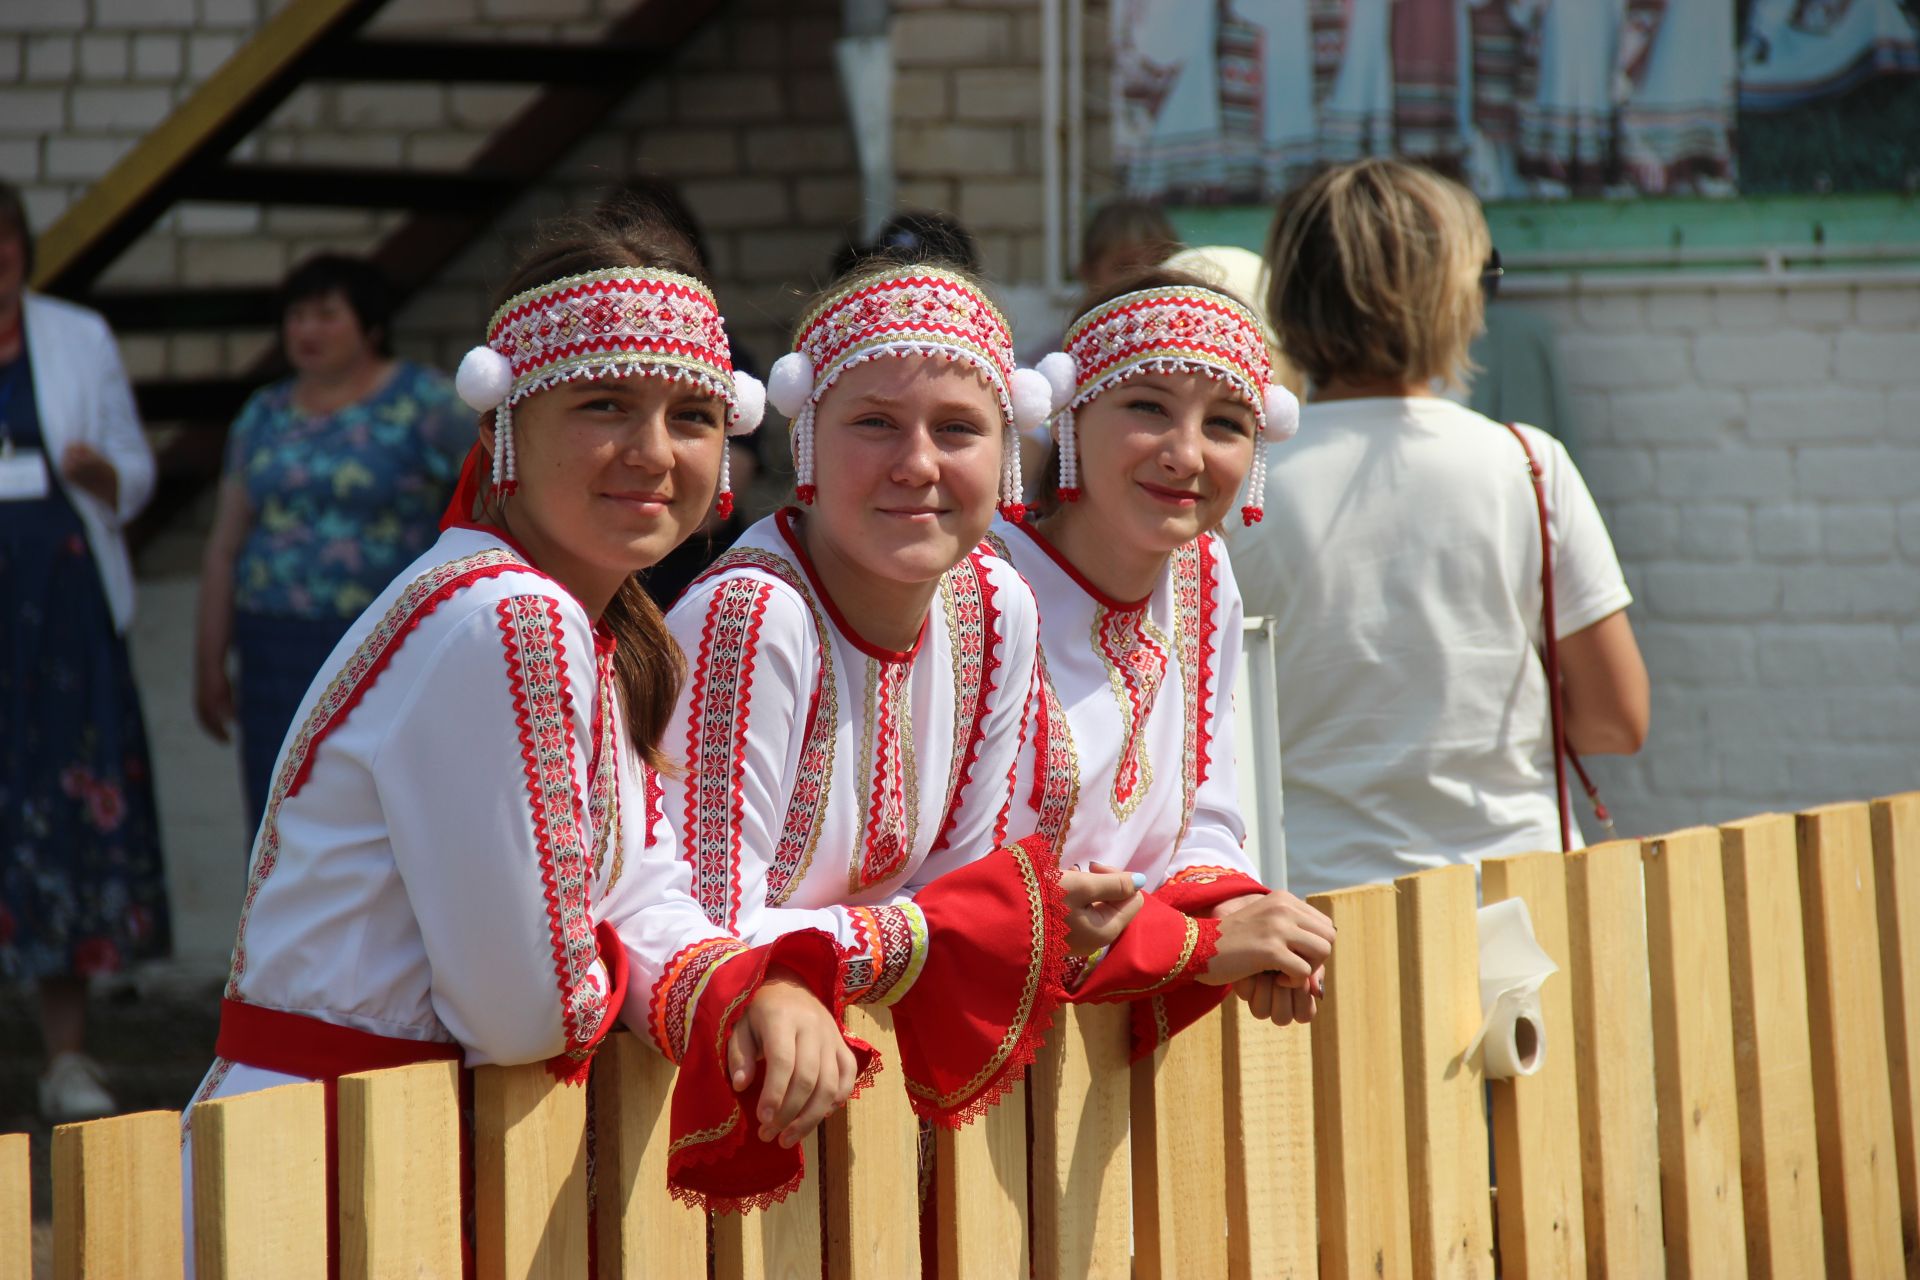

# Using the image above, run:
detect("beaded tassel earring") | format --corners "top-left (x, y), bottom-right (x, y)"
top-left (717, 371), bottom-right (767, 519)
top-left (491, 400), bottom-right (518, 498)
top-left (1242, 384), bottom-right (1301, 526)
top-left (1055, 409), bottom-right (1080, 502)
top-left (999, 421), bottom-right (1026, 523)
top-left (792, 401), bottom-right (817, 505)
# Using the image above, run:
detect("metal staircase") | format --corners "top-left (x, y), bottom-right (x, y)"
top-left (31, 0), bottom-right (726, 541)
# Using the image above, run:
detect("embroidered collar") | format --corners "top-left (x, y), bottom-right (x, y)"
top-left (776, 507), bottom-right (927, 664)
top-left (1016, 519), bottom-right (1154, 613)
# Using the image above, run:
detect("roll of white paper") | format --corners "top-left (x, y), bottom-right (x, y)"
top-left (1468, 898), bottom-right (1558, 1080)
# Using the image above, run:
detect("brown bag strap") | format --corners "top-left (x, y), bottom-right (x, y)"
top-left (1501, 422), bottom-right (1612, 852)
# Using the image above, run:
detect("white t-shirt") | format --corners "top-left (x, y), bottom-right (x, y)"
top-left (1224, 397), bottom-right (1631, 896)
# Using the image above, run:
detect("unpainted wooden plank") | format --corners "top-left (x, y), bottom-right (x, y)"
top-left (714, 1132), bottom-right (822, 1280)
top-left (934, 1077), bottom-right (1028, 1280)
top-left (1798, 803), bottom-right (1905, 1278)
top-left (1132, 1008), bottom-right (1230, 1280)
top-left (1643, 829), bottom-right (1748, 1278)
top-left (826, 1006), bottom-right (920, 1280)
top-left (1396, 864), bottom-right (1495, 1280)
top-left (473, 1061), bottom-right (588, 1280)
top-left (591, 1033), bottom-right (704, 1279)
top-left (1, 1132), bottom-right (29, 1280)
top-left (191, 1082), bottom-right (326, 1280)
top-left (1030, 1003), bottom-right (1131, 1280)
top-left (1564, 840), bottom-right (1665, 1278)
top-left (1721, 813), bottom-right (1827, 1280)
top-left (337, 1059), bottom-right (463, 1280)
top-left (1307, 884), bottom-right (1412, 1280)
top-left (1481, 852), bottom-right (1586, 1280)
top-left (1870, 792), bottom-right (1920, 1274)
top-left (52, 1109), bottom-right (183, 1280)
top-left (1222, 998), bottom-right (1317, 1280)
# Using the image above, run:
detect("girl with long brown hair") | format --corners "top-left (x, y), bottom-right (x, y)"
top-left (181, 215), bottom-right (873, 1260)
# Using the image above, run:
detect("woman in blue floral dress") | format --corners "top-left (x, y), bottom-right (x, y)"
top-left (194, 255), bottom-right (469, 840)
top-left (0, 182), bottom-right (172, 1121)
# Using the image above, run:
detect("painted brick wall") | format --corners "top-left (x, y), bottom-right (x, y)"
top-left (886, 0), bottom-right (1920, 837)
top-left (890, 0), bottom-right (1111, 292)
top-left (0, 0), bottom-right (862, 384)
top-left (1503, 281), bottom-right (1920, 836)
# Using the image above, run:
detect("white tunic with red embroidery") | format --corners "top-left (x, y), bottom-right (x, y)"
top-left (660, 509), bottom-right (1069, 1125)
top-left (185, 524), bottom-right (801, 1129)
top-left (995, 519), bottom-right (1267, 1057)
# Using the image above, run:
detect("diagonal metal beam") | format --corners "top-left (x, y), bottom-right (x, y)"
top-left (32, 0), bottom-right (389, 296)
top-left (305, 37), bottom-right (669, 84)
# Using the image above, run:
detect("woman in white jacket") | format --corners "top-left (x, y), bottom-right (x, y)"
top-left (0, 181), bottom-right (168, 1123)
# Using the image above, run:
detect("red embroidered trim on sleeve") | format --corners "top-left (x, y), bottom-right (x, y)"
top-left (227, 548), bottom-right (525, 999)
top-left (843, 904), bottom-right (929, 1005)
top-left (499, 594), bottom-right (610, 1075)
top-left (692, 550), bottom-right (838, 907)
top-left (588, 643), bottom-right (623, 888)
top-left (643, 763), bottom-right (666, 846)
top-left (683, 577), bottom-right (773, 931)
top-left (648, 935), bottom-right (750, 1062)
top-left (1168, 537), bottom-right (1217, 842)
top-left (929, 550), bottom-right (1002, 854)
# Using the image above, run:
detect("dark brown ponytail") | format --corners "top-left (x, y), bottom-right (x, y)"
top-left (488, 208), bottom-right (711, 772)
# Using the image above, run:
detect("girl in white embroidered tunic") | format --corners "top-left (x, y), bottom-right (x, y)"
top-left (1002, 269), bottom-right (1336, 1060)
top-left (184, 221), bottom-right (875, 1257)
top-left (659, 263), bottom-right (1142, 1127)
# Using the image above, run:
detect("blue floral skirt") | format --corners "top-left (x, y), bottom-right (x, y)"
top-left (0, 490), bottom-right (171, 983)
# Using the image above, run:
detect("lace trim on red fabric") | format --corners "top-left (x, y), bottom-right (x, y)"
top-left (665, 930), bottom-right (882, 1214)
top-left (683, 576), bottom-right (773, 931)
top-left (902, 836), bottom-right (1069, 1128)
top-left (227, 548), bottom-right (527, 999)
top-left (1156, 868), bottom-right (1267, 918)
top-left (499, 594), bottom-right (610, 1073)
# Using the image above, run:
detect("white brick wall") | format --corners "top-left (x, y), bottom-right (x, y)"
top-left (1508, 280), bottom-right (1920, 836)
top-left (0, 0), bottom-right (645, 379)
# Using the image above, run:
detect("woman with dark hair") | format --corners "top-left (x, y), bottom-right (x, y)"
top-left (182, 216), bottom-right (869, 1256)
top-left (0, 181), bottom-right (171, 1123)
top-left (194, 254), bottom-right (469, 841)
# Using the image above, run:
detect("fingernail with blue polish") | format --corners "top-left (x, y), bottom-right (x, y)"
top-left (1131, 872), bottom-right (1147, 889)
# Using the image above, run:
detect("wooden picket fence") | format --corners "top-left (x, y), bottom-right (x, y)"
top-left (4, 792), bottom-right (1917, 1279)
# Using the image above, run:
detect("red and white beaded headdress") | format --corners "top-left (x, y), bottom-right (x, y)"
top-left (1030, 284), bottom-right (1299, 525)
top-left (763, 265), bottom-right (1055, 522)
top-left (454, 267), bottom-right (766, 517)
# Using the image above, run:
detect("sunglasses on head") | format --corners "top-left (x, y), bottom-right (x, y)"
top-left (1481, 248), bottom-right (1504, 300)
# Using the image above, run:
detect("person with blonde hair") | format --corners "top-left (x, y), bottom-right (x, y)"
top-left (1231, 158), bottom-right (1648, 895)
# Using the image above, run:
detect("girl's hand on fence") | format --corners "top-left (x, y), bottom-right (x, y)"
top-left (1232, 967), bottom-right (1323, 1025)
top-left (728, 968), bottom-right (860, 1149)
top-left (1060, 863), bottom-right (1146, 956)
top-left (1199, 891), bottom-right (1334, 988)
